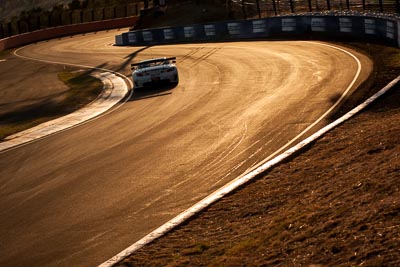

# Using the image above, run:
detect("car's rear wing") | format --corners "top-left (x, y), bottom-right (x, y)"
top-left (131, 57), bottom-right (176, 69)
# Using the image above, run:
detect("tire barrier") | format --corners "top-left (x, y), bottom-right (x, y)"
top-left (0, 17), bottom-right (138, 51)
top-left (115, 13), bottom-right (399, 48)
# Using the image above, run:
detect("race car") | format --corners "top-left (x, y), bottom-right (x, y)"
top-left (131, 57), bottom-right (179, 89)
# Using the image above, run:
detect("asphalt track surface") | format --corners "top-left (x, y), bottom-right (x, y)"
top-left (0, 29), bottom-right (372, 266)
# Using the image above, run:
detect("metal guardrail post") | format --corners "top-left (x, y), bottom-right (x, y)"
top-left (290, 0), bottom-right (295, 13)
top-left (0, 24), bottom-right (3, 38)
top-left (17, 20), bottom-right (21, 34)
top-left (7, 22), bottom-right (12, 37)
top-left (397, 0), bottom-right (400, 13)
top-left (308, 0), bottom-right (313, 11)
top-left (272, 0), bottom-right (278, 15)
top-left (242, 0), bottom-right (247, 19)
top-left (27, 16), bottom-right (31, 31)
top-left (256, 0), bottom-right (261, 18)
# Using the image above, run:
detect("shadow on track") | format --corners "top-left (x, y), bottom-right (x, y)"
top-left (129, 82), bottom-right (178, 102)
top-left (116, 46), bottom-right (153, 73)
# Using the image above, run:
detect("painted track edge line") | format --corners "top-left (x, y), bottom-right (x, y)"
top-left (99, 75), bottom-right (400, 267)
top-left (247, 41), bottom-right (363, 172)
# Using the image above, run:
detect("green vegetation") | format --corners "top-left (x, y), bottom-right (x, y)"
top-left (0, 70), bottom-right (103, 140)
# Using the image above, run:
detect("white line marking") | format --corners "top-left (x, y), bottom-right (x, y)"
top-left (250, 41), bottom-right (363, 170)
top-left (98, 42), bottom-right (376, 266)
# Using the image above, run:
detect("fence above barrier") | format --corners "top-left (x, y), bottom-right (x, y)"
top-left (115, 13), bottom-right (400, 48)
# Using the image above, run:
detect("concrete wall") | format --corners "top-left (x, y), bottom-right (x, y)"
top-left (0, 16), bottom-right (138, 51)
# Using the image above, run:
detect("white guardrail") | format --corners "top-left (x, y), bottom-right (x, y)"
top-left (115, 12), bottom-right (400, 48)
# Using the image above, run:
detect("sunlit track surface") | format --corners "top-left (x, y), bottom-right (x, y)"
top-left (0, 29), bottom-right (372, 266)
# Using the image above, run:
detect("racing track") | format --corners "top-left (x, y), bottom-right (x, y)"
top-left (0, 29), bottom-right (372, 266)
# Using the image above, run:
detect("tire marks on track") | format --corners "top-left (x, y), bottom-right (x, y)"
top-left (180, 47), bottom-right (222, 67)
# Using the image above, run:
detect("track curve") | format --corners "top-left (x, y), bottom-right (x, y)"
top-left (0, 29), bottom-right (372, 266)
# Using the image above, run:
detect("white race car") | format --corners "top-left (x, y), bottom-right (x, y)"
top-left (131, 57), bottom-right (179, 89)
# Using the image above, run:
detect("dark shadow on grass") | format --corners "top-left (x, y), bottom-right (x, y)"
top-left (0, 67), bottom-right (105, 124)
top-left (0, 99), bottom-right (69, 124)
top-left (0, 91), bottom-right (67, 111)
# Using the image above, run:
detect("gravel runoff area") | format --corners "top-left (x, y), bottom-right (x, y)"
top-left (114, 42), bottom-right (400, 266)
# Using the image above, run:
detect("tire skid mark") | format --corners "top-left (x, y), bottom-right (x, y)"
top-left (179, 46), bottom-right (205, 62)
top-left (190, 47), bottom-right (222, 67)
top-left (179, 46), bottom-right (222, 67)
